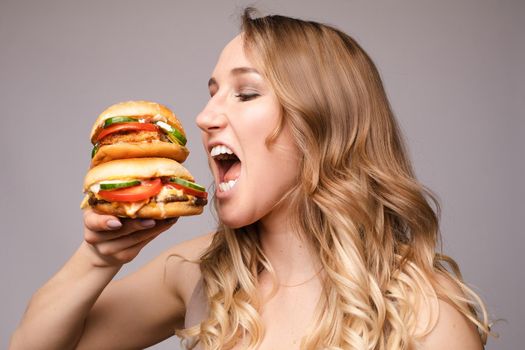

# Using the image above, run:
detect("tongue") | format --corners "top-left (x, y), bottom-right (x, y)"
top-left (224, 161), bottom-right (241, 182)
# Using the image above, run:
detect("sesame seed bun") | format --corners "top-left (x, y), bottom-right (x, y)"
top-left (90, 141), bottom-right (189, 168)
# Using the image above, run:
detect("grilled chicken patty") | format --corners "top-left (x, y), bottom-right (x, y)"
top-left (98, 130), bottom-right (170, 146)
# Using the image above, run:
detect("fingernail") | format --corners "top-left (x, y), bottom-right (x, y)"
top-left (140, 219), bottom-right (156, 228)
top-left (107, 219), bottom-right (122, 229)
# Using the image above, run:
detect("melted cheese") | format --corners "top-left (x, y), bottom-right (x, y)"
top-left (151, 114), bottom-right (167, 123)
top-left (156, 186), bottom-right (185, 202)
top-left (80, 195), bottom-right (89, 209)
top-left (121, 200), bottom-right (150, 217)
top-left (157, 202), bottom-right (166, 218)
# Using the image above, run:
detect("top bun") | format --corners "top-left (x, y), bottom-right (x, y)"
top-left (90, 100), bottom-right (186, 144)
top-left (83, 157), bottom-right (193, 191)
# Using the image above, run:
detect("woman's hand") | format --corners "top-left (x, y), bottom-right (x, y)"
top-left (82, 208), bottom-right (178, 267)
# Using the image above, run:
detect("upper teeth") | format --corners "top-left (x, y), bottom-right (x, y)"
top-left (210, 145), bottom-right (234, 157)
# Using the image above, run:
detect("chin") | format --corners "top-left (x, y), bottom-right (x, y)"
top-left (218, 208), bottom-right (257, 230)
top-left (219, 216), bottom-right (250, 230)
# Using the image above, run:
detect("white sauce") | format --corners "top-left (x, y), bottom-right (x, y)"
top-left (155, 120), bottom-right (173, 132)
top-left (90, 183), bottom-right (101, 194)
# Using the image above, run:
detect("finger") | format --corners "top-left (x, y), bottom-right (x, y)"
top-left (111, 218), bottom-right (157, 235)
top-left (156, 218), bottom-right (178, 236)
top-left (111, 232), bottom-right (162, 263)
top-left (83, 208), bottom-right (122, 232)
top-left (84, 215), bottom-right (178, 244)
top-left (94, 222), bottom-right (171, 256)
top-left (99, 216), bottom-right (178, 238)
top-left (84, 218), bottom-right (155, 244)
top-left (158, 217), bottom-right (179, 226)
top-left (127, 232), bottom-right (159, 252)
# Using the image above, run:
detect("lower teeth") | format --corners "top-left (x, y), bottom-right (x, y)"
top-left (219, 179), bottom-right (237, 192)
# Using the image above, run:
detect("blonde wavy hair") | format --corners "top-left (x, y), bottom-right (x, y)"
top-left (176, 8), bottom-right (492, 350)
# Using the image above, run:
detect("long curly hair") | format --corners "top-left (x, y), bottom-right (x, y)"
top-left (176, 8), bottom-right (492, 349)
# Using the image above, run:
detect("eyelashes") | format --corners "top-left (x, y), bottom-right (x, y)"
top-left (234, 92), bottom-right (260, 102)
top-left (207, 85), bottom-right (262, 102)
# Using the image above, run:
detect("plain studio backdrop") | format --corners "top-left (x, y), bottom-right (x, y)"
top-left (1, 1), bottom-right (523, 349)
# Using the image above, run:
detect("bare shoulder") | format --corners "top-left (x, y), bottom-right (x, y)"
top-left (161, 231), bottom-right (215, 305)
top-left (415, 273), bottom-right (484, 350)
top-left (164, 230), bottom-right (215, 262)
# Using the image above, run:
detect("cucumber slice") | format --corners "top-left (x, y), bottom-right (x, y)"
top-left (99, 180), bottom-right (141, 190)
top-left (103, 116), bottom-right (138, 128)
top-left (169, 177), bottom-right (205, 192)
top-left (155, 121), bottom-right (187, 146)
top-left (168, 127), bottom-right (187, 146)
top-left (166, 132), bottom-right (183, 146)
top-left (91, 143), bottom-right (99, 158)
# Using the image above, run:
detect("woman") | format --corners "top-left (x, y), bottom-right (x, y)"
top-left (10, 9), bottom-right (491, 350)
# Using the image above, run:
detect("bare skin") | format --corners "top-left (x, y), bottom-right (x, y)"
top-left (10, 35), bottom-right (484, 350)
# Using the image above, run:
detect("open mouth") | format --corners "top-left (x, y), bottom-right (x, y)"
top-left (211, 145), bottom-right (241, 192)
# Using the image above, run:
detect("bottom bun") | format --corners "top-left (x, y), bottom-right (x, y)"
top-left (92, 201), bottom-right (204, 219)
top-left (91, 141), bottom-right (189, 168)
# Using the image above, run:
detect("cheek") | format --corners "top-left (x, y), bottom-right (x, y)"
top-left (246, 130), bottom-right (300, 203)
top-left (218, 143), bottom-right (300, 229)
top-left (270, 134), bottom-right (301, 190)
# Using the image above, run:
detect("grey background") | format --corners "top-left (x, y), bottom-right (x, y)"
top-left (1, 0), bottom-right (523, 349)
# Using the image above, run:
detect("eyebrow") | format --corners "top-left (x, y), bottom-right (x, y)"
top-left (231, 67), bottom-right (259, 75)
top-left (208, 66), bottom-right (261, 88)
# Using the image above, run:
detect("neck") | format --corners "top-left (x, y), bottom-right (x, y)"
top-left (256, 206), bottom-right (321, 285)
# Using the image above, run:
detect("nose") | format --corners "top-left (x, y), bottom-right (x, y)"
top-left (196, 98), bottom-right (228, 133)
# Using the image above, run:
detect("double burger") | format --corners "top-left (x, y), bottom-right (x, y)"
top-left (82, 100), bottom-right (207, 219)
top-left (80, 157), bottom-right (207, 219)
top-left (90, 101), bottom-right (189, 168)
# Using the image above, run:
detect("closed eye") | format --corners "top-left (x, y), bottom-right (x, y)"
top-left (234, 93), bottom-right (260, 102)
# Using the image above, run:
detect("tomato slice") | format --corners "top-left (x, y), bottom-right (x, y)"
top-left (98, 178), bottom-right (162, 202)
top-left (168, 183), bottom-right (208, 199)
top-left (96, 122), bottom-right (159, 142)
